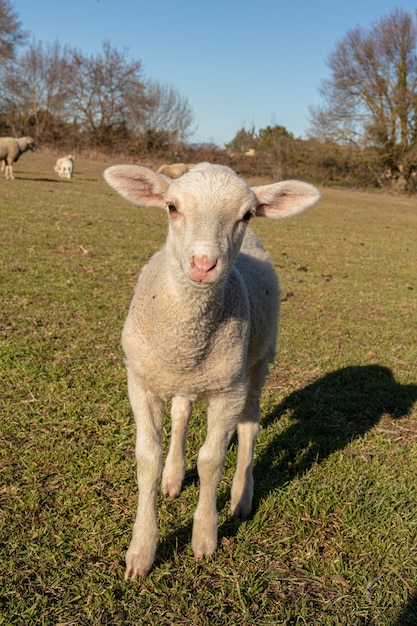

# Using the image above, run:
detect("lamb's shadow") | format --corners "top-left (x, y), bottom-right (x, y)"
top-left (392, 589), bottom-right (417, 625)
top-left (251, 364), bottom-right (417, 510)
top-left (158, 365), bottom-right (417, 565)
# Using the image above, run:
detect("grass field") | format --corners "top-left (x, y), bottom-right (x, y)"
top-left (1, 153), bottom-right (416, 625)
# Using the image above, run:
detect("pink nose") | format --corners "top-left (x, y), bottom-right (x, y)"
top-left (192, 255), bottom-right (217, 273)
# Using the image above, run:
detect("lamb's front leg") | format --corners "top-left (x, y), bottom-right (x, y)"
top-left (162, 396), bottom-right (192, 498)
top-left (124, 371), bottom-right (164, 579)
top-left (192, 389), bottom-right (246, 559)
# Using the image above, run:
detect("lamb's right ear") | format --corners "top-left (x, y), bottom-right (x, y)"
top-left (103, 165), bottom-right (169, 208)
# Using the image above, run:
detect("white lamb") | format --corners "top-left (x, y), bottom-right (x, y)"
top-left (103, 162), bottom-right (321, 579)
top-left (54, 155), bottom-right (75, 179)
top-left (157, 162), bottom-right (194, 178)
top-left (0, 136), bottom-right (36, 180)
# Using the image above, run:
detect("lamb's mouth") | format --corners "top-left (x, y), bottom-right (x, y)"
top-left (188, 274), bottom-right (217, 288)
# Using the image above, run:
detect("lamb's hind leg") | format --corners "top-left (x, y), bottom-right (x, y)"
top-left (231, 358), bottom-right (270, 519)
top-left (162, 396), bottom-right (192, 498)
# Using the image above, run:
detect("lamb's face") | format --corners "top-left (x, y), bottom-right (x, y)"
top-left (165, 166), bottom-right (256, 287)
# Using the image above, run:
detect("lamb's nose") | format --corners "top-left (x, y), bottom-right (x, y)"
top-left (192, 255), bottom-right (217, 273)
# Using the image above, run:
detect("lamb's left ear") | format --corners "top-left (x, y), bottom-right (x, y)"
top-left (251, 180), bottom-right (321, 219)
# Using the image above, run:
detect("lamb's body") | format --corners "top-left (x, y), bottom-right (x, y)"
top-left (104, 163), bottom-right (320, 579)
top-left (123, 227), bottom-right (278, 399)
top-left (0, 136), bottom-right (36, 179)
top-left (54, 155), bottom-right (74, 179)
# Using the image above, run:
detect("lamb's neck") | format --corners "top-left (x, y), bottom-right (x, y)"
top-left (139, 268), bottom-right (226, 373)
top-left (162, 269), bottom-right (225, 325)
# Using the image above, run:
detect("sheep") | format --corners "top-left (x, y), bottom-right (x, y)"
top-left (0, 136), bottom-right (36, 180)
top-left (54, 155), bottom-right (75, 179)
top-left (103, 162), bottom-right (321, 579)
top-left (157, 162), bottom-right (194, 178)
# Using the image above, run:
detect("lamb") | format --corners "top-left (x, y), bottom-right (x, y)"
top-left (54, 155), bottom-right (75, 179)
top-left (0, 136), bottom-right (36, 180)
top-left (157, 162), bottom-right (194, 178)
top-left (103, 162), bottom-right (321, 579)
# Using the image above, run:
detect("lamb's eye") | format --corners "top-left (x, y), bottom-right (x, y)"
top-left (167, 204), bottom-right (177, 213)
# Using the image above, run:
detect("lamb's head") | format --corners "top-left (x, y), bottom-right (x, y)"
top-left (165, 164), bottom-right (259, 286)
top-left (103, 163), bottom-right (320, 288)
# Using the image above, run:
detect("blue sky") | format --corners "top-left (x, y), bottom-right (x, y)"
top-left (13, 0), bottom-right (417, 147)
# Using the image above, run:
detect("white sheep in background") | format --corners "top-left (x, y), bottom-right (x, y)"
top-left (104, 162), bottom-right (321, 579)
top-left (0, 136), bottom-right (36, 179)
top-left (54, 155), bottom-right (75, 179)
top-left (157, 162), bottom-right (195, 178)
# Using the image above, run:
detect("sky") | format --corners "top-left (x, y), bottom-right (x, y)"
top-left (12, 0), bottom-right (417, 147)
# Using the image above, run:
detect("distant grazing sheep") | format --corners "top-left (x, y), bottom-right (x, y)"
top-left (103, 162), bottom-right (321, 578)
top-left (227, 149), bottom-right (256, 158)
top-left (0, 136), bottom-right (36, 180)
top-left (54, 155), bottom-right (75, 179)
top-left (156, 162), bottom-right (195, 178)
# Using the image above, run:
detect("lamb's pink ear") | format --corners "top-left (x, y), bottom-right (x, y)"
top-left (103, 165), bottom-right (169, 208)
top-left (251, 180), bottom-right (321, 219)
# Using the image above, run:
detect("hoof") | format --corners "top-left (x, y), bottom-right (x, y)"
top-left (125, 556), bottom-right (153, 580)
top-left (124, 566), bottom-right (150, 580)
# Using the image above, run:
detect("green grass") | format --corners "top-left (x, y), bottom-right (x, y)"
top-left (1, 153), bottom-right (416, 625)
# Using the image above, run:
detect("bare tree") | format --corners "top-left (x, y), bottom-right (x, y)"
top-left (67, 40), bottom-right (144, 145)
top-left (310, 8), bottom-right (417, 188)
top-left (1, 39), bottom-right (72, 138)
top-left (126, 80), bottom-right (194, 149)
top-left (0, 0), bottom-right (27, 60)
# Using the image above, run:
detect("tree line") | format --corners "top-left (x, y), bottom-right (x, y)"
top-left (0, 2), bottom-right (193, 151)
top-left (0, 38), bottom-right (193, 151)
top-left (1, 1), bottom-right (417, 191)
top-left (227, 8), bottom-right (417, 192)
